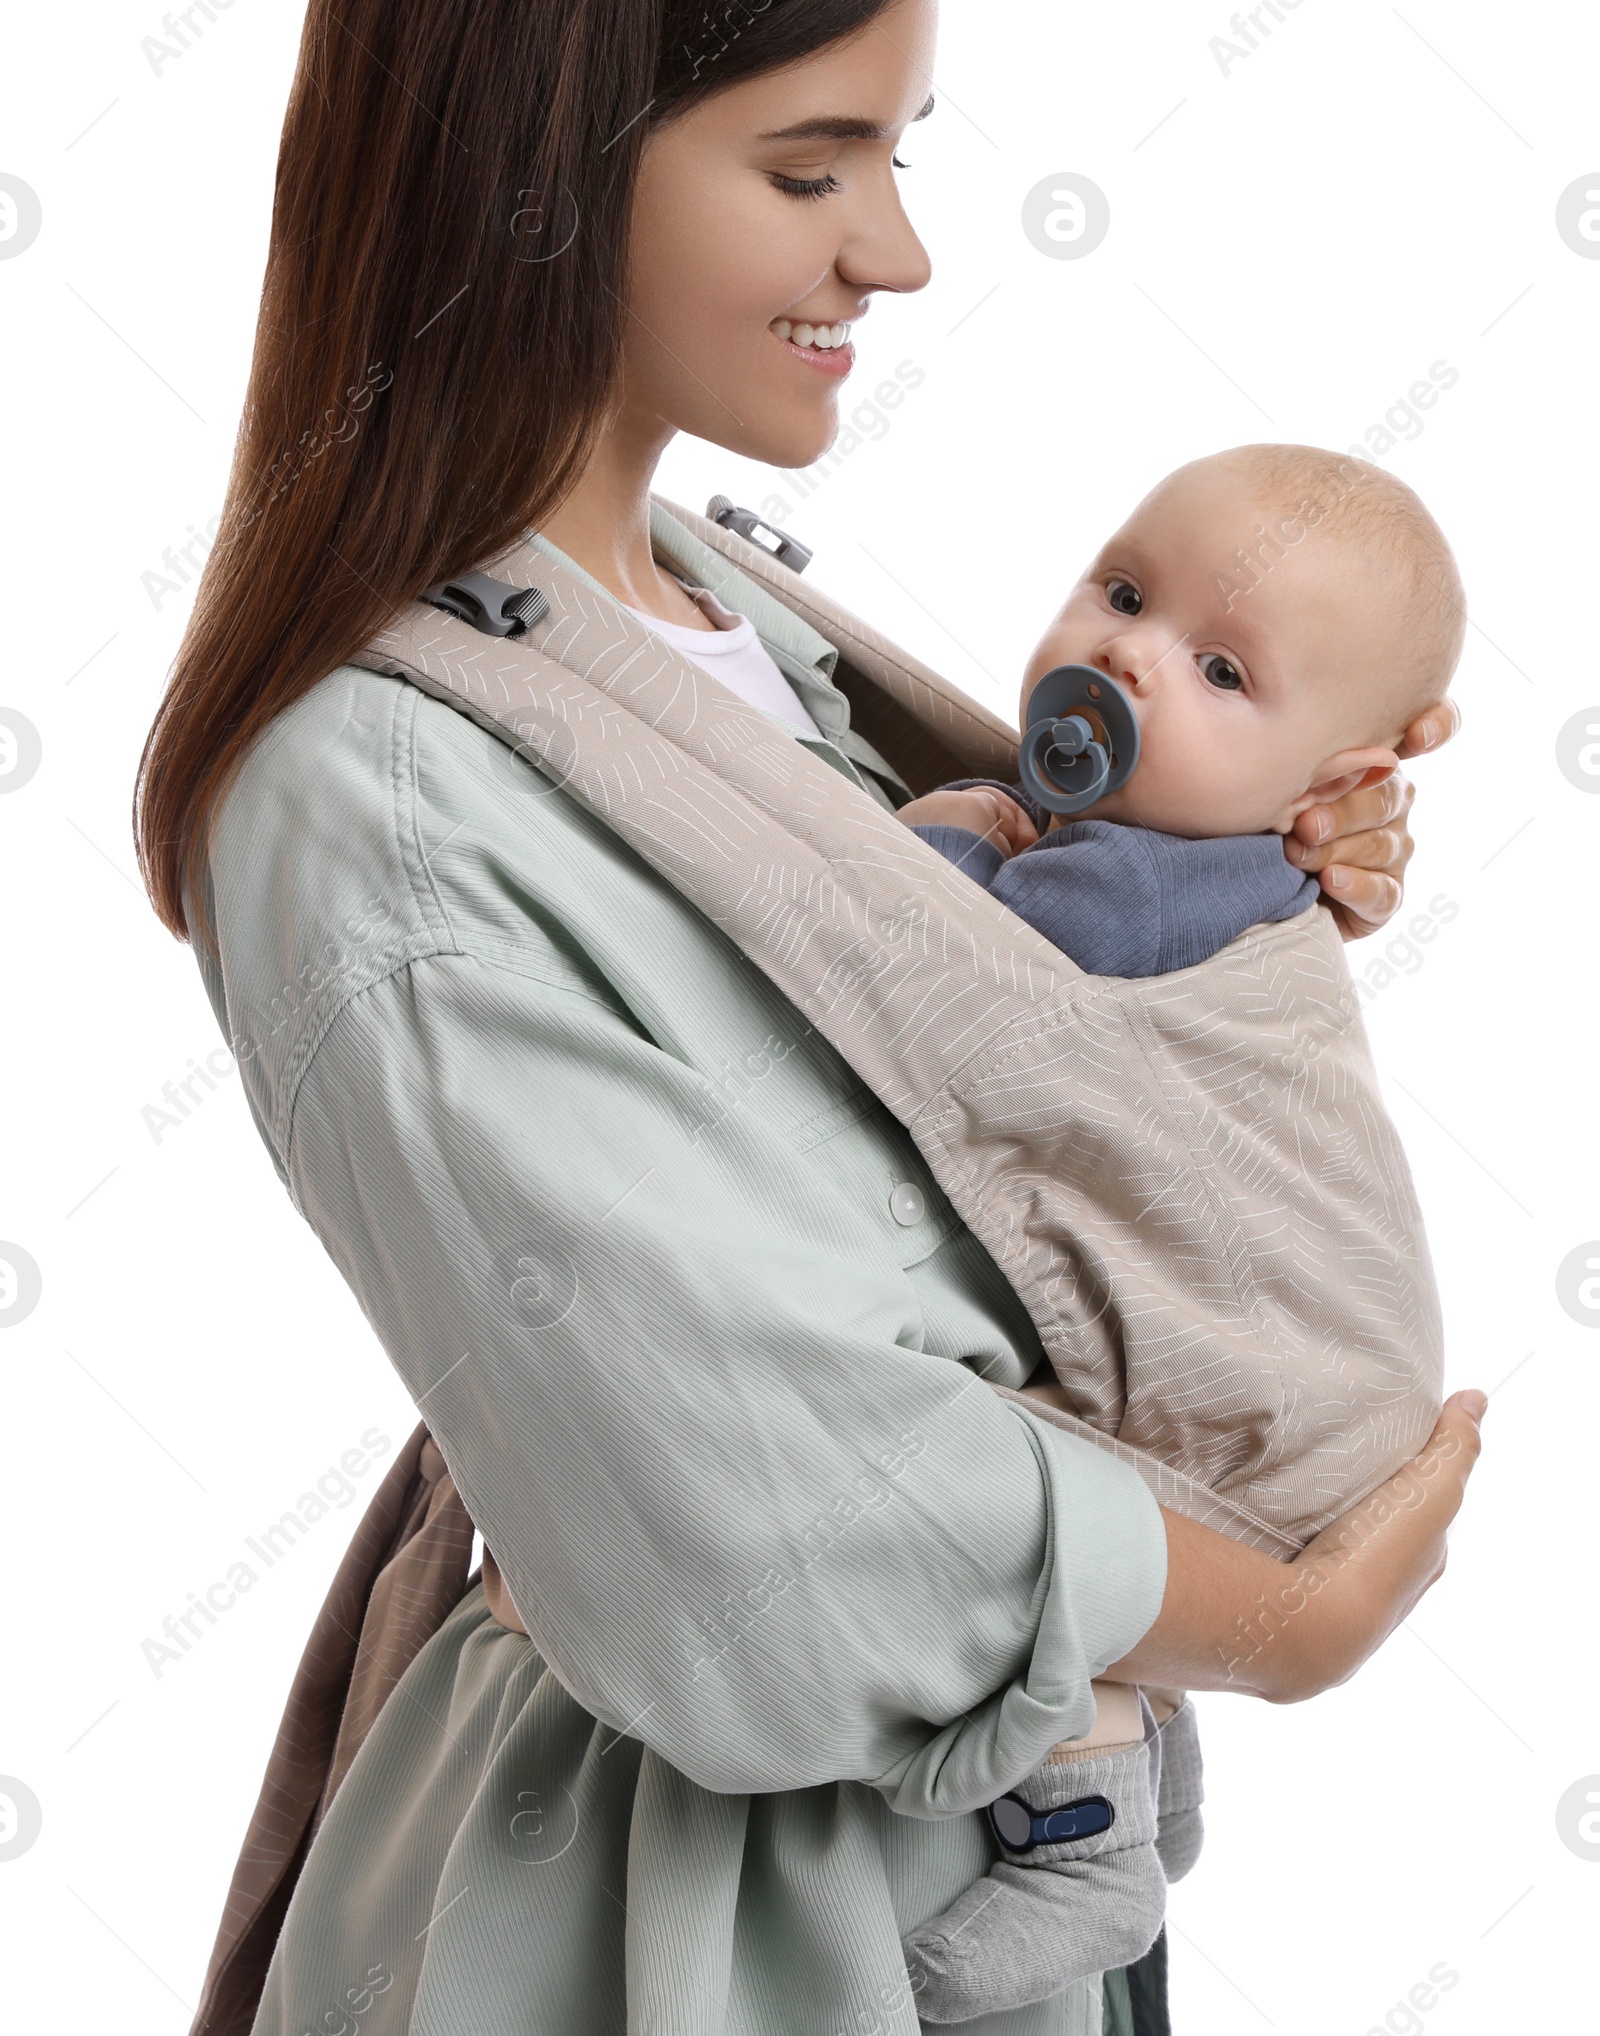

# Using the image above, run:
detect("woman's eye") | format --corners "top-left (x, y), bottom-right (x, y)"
top-left (892, 154), bottom-right (910, 170)
top-left (1106, 580), bottom-right (1142, 616)
top-left (1200, 653), bottom-right (1245, 692)
top-left (770, 172), bottom-right (842, 201)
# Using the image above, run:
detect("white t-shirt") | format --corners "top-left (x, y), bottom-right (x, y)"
top-left (623, 582), bottom-right (824, 739)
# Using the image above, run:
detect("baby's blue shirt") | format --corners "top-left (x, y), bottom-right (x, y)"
top-left (910, 776), bottom-right (1319, 979)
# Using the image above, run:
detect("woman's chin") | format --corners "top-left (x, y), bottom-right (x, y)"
top-left (733, 403), bottom-right (840, 475)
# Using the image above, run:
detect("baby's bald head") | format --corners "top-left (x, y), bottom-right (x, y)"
top-left (1177, 443), bottom-right (1465, 742)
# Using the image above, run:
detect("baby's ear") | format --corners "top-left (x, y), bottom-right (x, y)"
top-left (1288, 746), bottom-right (1401, 818)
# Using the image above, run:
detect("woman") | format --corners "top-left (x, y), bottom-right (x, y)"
top-left (135, 4), bottom-right (1482, 2032)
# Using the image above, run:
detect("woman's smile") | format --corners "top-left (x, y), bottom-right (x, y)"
top-left (769, 315), bottom-right (857, 378)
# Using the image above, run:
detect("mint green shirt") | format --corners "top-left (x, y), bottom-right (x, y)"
top-left (194, 506), bottom-right (1167, 2036)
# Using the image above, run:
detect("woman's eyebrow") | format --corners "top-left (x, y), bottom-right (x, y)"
top-left (759, 94), bottom-right (935, 143)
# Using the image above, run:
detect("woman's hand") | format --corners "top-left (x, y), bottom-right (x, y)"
top-left (1101, 1388), bottom-right (1485, 1701)
top-left (1285, 698), bottom-right (1461, 940)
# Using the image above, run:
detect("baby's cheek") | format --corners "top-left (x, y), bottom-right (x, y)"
top-left (1120, 749), bottom-right (1241, 836)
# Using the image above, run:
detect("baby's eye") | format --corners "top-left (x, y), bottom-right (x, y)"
top-left (1106, 579), bottom-right (1142, 615)
top-left (1199, 653), bottom-right (1245, 692)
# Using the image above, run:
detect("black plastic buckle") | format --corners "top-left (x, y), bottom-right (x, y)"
top-left (989, 1791), bottom-right (1115, 1852)
top-left (705, 495), bottom-right (812, 574)
top-left (423, 571), bottom-right (550, 639)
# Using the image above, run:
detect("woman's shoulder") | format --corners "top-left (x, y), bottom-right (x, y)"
top-left (207, 662), bottom-right (445, 981)
top-left (201, 662), bottom-right (646, 1155)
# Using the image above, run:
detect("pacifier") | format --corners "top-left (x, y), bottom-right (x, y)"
top-left (1016, 664), bottom-right (1140, 816)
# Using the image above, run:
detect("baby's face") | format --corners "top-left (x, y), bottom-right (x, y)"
top-left (1020, 463), bottom-right (1414, 837)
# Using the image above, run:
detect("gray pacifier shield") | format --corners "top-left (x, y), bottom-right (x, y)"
top-left (1017, 665), bottom-right (1140, 815)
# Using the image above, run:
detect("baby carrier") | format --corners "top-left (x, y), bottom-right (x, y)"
top-left (188, 496), bottom-right (1443, 2034)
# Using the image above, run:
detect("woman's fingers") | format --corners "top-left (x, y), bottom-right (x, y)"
top-left (1286, 704), bottom-right (1456, 934)
top-left (1406, 1389), bottom-right (1486, 1528)
top-left (1276, 1387), bottom-right (1487, 1697)
top-left (1288, 769), bottom-right (1414, 860)
top-left (1357, 1389), bottom-right (1485, 1628)
top-left (1396, 695), bottom-right (1462, 761)
top-left (1286, 820), bottom-right (1408, 878)
top-left (1286, 772), bottom-right (1416, 937)
top-left (1309, 865), bottom-right (1404, 941)
top-left (1318, 1387), bottom-right (1484, 1570)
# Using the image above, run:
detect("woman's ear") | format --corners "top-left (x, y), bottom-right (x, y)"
top-left (1275, 747), bottom-right (1401, 828)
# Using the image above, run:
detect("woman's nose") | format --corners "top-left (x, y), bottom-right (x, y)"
top-left (837, 173), bottom-right (934, 301)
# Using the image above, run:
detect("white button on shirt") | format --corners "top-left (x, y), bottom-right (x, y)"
top-left (889, 1182), bottom-right (927, 1227)
top-left (624, 581), bottom-right (825, 739)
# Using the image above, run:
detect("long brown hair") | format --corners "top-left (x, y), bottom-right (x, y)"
top-left (136, 0), bottom-right (899, 946)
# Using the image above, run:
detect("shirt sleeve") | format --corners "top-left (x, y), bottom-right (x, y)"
top-left (907, 823), bottom-right (1007, 890)
top-left (915, 819), bottom-right (1167, 977)
top-left (283, 949), bottom-right (1167, 1813)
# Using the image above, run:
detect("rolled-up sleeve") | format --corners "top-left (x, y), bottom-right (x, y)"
top-left (284, 949), bottom-right (1166, 1812)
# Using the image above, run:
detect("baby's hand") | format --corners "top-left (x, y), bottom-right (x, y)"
top-left (897, 787), bottom-right (1040, 858)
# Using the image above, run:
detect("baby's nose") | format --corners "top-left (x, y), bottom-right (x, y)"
top-left (1095, 637), bottom-right (1150, 691)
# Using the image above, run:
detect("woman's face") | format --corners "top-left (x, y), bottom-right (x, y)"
top-left (624, 0), bottom-right (937, 470)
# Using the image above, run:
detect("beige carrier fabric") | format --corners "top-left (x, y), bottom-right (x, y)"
top-left (348, 498), bottom-right (1443, 1559)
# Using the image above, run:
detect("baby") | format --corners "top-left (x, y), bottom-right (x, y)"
top-left (893, 443), bottom-right (1465, 2023)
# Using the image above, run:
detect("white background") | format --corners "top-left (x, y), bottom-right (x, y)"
top-left (2, 2), bottom-right (1597, 2030)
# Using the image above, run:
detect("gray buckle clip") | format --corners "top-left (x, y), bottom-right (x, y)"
top-left (423, 571), bottom-right (550, 638)
top-left (705, 495), bottom-right (812, 574)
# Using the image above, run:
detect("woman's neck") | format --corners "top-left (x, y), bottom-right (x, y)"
top-left (538, 412), bottom-right (711, 628)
